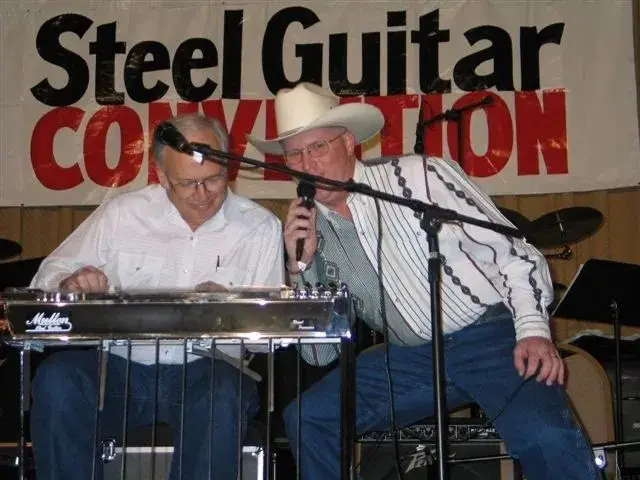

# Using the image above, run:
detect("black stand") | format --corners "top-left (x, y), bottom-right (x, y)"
top-left (553, 259), bottom-right (640, 472)
top-left (422, 216), bottom-right (449, 478)
top-left (419, 96), bottom-right (493, 172)
top-left (157, 124), bottom-right (524, 480)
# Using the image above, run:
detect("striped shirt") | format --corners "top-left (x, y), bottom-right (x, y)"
top-left (292, 155), bottom-right (554, 366)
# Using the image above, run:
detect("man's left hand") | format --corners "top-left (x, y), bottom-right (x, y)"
top-left (195, 281), bottom-right (228, 292)
top-left (513, 337), bottom-right (565, 387)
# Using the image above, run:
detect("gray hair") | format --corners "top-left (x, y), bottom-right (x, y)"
top-left (152, 113), bottom-right (230, 167)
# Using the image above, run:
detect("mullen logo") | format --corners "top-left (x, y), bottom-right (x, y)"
top-left (25, 312), bottom-right (73, 333)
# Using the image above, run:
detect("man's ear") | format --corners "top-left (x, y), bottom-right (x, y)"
top-left (155, 164), bottom-right (168, 189)
top-left (342, 131), bottom-right (356, 155)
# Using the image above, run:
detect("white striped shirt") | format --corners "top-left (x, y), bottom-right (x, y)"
top-left (31, 184), bottom-right (285, 365)
top-left (292, 155), bottom-right (554, 366)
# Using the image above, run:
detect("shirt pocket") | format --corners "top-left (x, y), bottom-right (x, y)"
top-left (112, 252), bottom-right (166, 290)
top-left (210, 266), bottom-right (246, 289)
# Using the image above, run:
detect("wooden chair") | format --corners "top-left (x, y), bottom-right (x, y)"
top-left (559, 342), bottom-right (615, 478)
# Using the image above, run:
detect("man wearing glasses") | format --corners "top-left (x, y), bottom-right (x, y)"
top-left (29, 114), bottom-right (285, 480)
top-left (247, 83), bottom-right (600, 480)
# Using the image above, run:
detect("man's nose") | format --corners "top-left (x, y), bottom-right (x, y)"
top-left (193, 182), bottom-right (209, 199)
top-left (301, 151), bottom-right (321, 173)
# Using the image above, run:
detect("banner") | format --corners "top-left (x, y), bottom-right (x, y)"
top-left (1, 0), bottom-right (638, 206)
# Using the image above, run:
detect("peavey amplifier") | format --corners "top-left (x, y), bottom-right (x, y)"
top-left (357, 421), bottom-right (515, 480)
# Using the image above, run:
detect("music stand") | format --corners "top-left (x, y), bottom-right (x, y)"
top-left (552, 259), bottom-right (640, 471)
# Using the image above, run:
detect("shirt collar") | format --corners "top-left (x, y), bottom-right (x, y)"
top-left (315, 161), bottom-right (365, 219)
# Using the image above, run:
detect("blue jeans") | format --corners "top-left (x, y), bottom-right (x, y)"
top-left (283, 305), bottom-right (599, 480)
top-left (30, 349), bottom-right (258, 480)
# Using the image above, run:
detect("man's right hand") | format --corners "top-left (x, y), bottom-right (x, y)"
top-left (283, 197), bottom-right (318, 274)
top-left (59, 266), bottom-right (109, 293)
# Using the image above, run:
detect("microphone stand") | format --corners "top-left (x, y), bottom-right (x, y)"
top-left (186, 141), bottom-right (523, 480)
top-left (420, 96), bottom-right (493, 172)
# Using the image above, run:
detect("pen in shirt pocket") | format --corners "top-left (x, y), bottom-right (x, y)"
top-left (216, 255), bottom-right (220, 272)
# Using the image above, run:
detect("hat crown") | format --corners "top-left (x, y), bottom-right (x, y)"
top-left (274, 83), bottom-right (339, 136)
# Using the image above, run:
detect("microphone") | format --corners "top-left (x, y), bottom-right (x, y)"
top-left (419, 94), bottom-right (494, 127)
top-left (154, 122), bottom-right (194, 155)
top-left (295, 181), bottom-right (316, 271)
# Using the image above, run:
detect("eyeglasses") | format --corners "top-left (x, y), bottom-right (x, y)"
top-left (283, 132), bottom-right (344, 165)
top-left (167, 173), bottom-right (227, 196)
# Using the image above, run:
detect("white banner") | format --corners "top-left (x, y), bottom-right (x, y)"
top-left (0, 0), bottom-right (638, 206)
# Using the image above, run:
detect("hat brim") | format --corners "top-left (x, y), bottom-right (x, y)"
top-left (246, 103), bottom-right (385, 156)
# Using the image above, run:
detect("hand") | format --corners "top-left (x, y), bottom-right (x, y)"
top-left (195, 281), bottom-right (228, 292)
top-left (513, 337), bottom-right (565, 386)
top-left (283, 197), bottom-right (318, 273)
top-left (59, 266), bottom-right (109, 293)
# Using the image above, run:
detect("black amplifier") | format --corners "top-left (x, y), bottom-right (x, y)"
top-left (356, 420), bottom-right (515, 480)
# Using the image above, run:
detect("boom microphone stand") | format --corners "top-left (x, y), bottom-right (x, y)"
top-left (156, 123), bottom-right (524, 480)
top-left (420, 95), bottom-right (494, 172)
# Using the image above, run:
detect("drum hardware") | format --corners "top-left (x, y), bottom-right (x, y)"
top-left (0, 239), bottom-right (22, 261)
top-left (527, 207), bottom-right (604, 250)
top-left (544, 244), bottom-right (573, 260)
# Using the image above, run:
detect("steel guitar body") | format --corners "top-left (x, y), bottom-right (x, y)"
top-left (0, 284), bottom-right (352, 348)
top-left (0, 284), bottom-right (357, 480)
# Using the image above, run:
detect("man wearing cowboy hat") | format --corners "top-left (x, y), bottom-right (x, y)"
top-left (247, 83), bottom-right (599, 480)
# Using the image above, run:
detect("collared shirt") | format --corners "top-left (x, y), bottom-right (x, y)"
top-left (31, 184), bottom-right (285, 364)
top-left (293, 155), bottom-right (554, 366)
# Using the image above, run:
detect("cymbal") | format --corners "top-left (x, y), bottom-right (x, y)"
top-left (0, 238), bottom-right (22, 260)
top-left (528, 207), bottom-right (603, 249)
top-left (498, 207), bottom-right (531, 232)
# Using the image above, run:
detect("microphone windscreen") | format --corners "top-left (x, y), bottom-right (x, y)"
top-left (155, 122), bottom-right (193, 155)
top-left (297, 181), bottom-right (316, 207)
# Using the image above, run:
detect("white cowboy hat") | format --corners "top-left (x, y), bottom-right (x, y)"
top-left (246, 82), bottom-right (384, 155)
